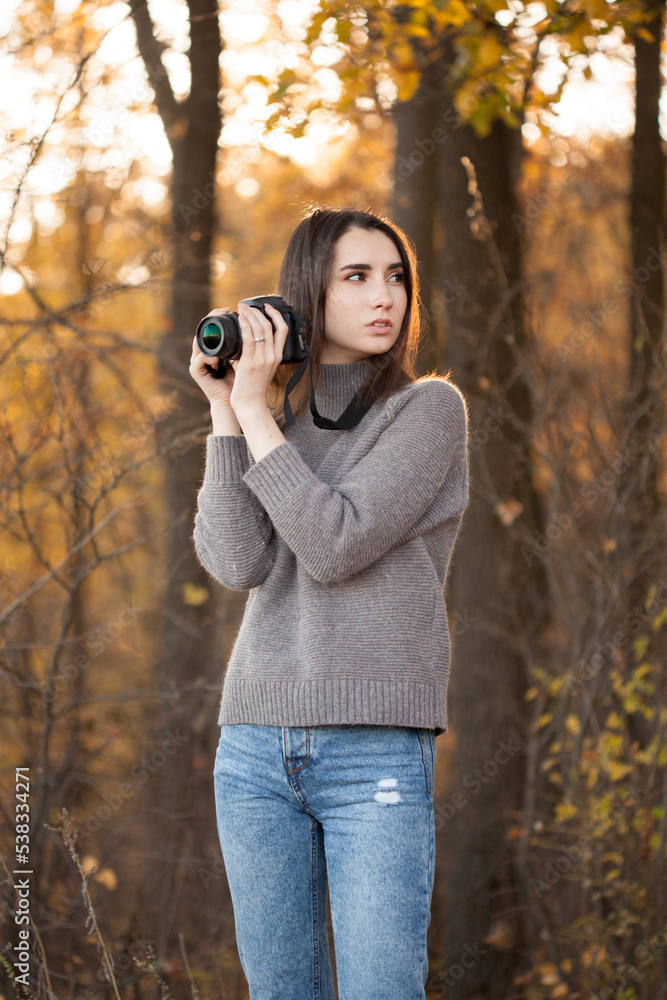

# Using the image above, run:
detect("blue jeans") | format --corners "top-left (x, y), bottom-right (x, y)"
top-left (213, 723), bottom-right (437, 1000)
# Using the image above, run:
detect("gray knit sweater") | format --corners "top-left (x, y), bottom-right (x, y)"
top-left (193, 357), bottom-right (469, 737)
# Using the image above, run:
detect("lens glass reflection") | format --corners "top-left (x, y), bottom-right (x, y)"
top-left (201, 322), bottom-right (222, 350)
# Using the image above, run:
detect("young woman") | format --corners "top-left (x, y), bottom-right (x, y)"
top-left (189, 207), bottom-right (469, 1000)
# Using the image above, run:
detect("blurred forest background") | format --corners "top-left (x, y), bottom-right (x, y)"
top-left (0, 0), bottom-right (666, 998)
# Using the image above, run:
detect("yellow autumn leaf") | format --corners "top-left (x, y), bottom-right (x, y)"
top-left (652, 605), bottom-right (667, 631)
top-left (548, 675), bottom-right (567, 696)
top-left (436, 0), bottom-right (472, 27)
top-left (564, 714), bottom-right (581, 735)
top-left (606, 760), bottom-right (632, 781)
top-left (602, 851), bottom-right (624, 865)
top-left (586, 766), bottom-right (599, 788)
top-left (555, 801), bottom-right (577, 821)
top-left (392, 39), bottom-right (417, 69)
top-left (94, 867), bottom-right (118, 891)
top-left (182, 582), bottom-right (209, 606)
top-left (538, 962), bottom-right (559, 977)
top-left (397, 71), bottom-right (421, 102)
top-left (476, 33), bottom-right (504, 69)
top-left (537, 711), bottom-right (553, 729)
top-left (584, 0), bottom-right (608, 19)
top-left (564, 21), bottom-right (592, 53)
top-left (605, 711), bottom-right (623, 730)
top-left (405, 23), bottom-right (433, 37)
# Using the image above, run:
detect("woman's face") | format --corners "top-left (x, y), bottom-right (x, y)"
top-left (321, 227), bottom-right (408, 364)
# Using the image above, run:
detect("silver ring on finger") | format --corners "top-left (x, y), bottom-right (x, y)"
top-left (254, 337), bottom-right (265, 342)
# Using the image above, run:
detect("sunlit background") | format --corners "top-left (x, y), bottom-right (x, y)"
top-left (0, 0), bottom-right (661, 297)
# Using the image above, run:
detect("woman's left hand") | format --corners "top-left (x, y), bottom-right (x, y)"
top-left (229, 301), bottom-right (290, 415)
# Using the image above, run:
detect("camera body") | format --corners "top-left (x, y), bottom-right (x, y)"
top-left (196, 294), bottom-right (307, 378)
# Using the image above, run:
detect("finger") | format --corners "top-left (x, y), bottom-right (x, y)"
top-left (190, 334), bottom-right (207, 366)
top-left (249, 303), bottom-right (283, 349)
top-left (238, 303), bottom-right (266, 354)
top-left (264, 303), bottom-right (288, 342)
top-left (190, 346), bottom-right (218, 377)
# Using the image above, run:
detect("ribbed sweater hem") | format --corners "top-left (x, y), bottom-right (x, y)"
top-left (217, 676), bottom-right (448, 736)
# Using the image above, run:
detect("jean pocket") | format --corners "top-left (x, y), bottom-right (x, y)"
top-left (429, 728), bottom-right (438, 766)
top-left (417, 728), bottom-right (435, 800)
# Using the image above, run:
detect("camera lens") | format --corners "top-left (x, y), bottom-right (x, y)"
top-left (196, 310), bottom-right (243, 363)
top-left (201, 321), bottom-right (222, 351)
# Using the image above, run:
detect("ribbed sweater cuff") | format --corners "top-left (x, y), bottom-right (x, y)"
top-left (205, 435), bottom-right (251, 482)
top-left (242, 441), bottom-right (313, 507)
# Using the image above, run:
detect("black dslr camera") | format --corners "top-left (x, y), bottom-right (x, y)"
top-left (195, 294), bottom-right (308, 378)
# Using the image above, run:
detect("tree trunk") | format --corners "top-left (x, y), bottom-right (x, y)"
top-left (129, 0), bottom-right (223, 961)
top-left (390, 48), bottom-right (441, 368)
top-left (619, 0), bottom-right (666, 624)
top-left (396, 41), bottom-right (551, 995)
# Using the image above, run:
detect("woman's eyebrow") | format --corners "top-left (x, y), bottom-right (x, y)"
top-left (338, 261), bottom-right (404, 271)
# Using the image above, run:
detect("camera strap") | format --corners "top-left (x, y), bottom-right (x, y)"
top-left (283, 343), bottom-right (375, 430)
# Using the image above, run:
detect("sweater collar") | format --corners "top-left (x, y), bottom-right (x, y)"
top-left (313, 357), bottom-right (377, 418)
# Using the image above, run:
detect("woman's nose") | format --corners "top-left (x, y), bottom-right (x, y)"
top-left (369, 282), bottom-right (393, 306)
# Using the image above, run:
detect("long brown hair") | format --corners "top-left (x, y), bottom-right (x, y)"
top-left (267, 205), bottom-right (432, 429)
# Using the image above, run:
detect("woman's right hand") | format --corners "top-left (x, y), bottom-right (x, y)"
top-left (189, 308), bottom-right (236, 406)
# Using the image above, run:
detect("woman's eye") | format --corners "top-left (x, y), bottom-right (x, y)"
top-left (345, 272), bottom-right (405, 282)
